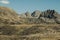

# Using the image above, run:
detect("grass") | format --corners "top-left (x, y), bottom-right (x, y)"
top-left (0, 24), bottom-right (60, 40)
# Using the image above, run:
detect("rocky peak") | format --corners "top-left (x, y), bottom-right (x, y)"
top-left (38, 9), bottom-right (57, 19)
top-left (31, 10), bottom-right (41, 18)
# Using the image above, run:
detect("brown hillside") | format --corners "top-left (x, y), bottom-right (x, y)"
top-left (0, 7), bottom-right (20, 24)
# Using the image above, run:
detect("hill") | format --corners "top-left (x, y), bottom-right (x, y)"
top-left (0, 6), bottom-right (60, 40)
top-left (0, 7), bottom-right (21, 24)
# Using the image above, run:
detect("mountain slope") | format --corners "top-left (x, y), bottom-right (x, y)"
top-left (0, 7), bottom-right (20, 24)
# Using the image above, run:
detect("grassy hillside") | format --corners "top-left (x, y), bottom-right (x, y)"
top-left (0, 7), bottom-right (60, 40)
top-left (0, 24), bottom-right (60, 40)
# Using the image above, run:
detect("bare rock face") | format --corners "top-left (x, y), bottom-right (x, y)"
top-left (38, 10), bottom-right (57, 19)
top-left (25, 12), bottom-right (32, 18)
top-left (38, 9), bottom-right (60, 24)
top-left (31, 10), bottom-right (41, 18)
top-left (0, 7), bottom-right (20, 24)
top-left (19, 9), bottom-right (60, 24)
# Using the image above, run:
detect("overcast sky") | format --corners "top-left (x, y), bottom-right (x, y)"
top-left (0, 0), bottom-right (60, 14)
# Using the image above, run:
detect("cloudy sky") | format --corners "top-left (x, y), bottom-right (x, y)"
top-left (0, 0), bottom-right (10, 4)
top-left (0, 0), bottom-right (60, 13)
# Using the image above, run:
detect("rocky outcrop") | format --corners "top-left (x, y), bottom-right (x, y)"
top-left (38, 10), bottom-right (57, 19)
top-left (19, 9), bottom-right (60, 24)
top-left (25, 12), bottom-right (32, 18)
top-left (31, 10), bottom-right (41, 18)
top-left (19, 12), bottom-right (32, 18)
top-left (38, 9), bottom-right (60, 24)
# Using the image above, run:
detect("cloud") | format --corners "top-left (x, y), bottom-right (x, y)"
top-left (0, 0), bottom-right (10, 4)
